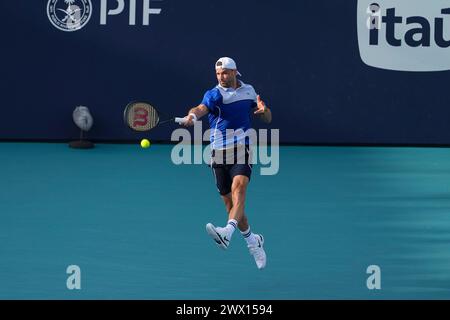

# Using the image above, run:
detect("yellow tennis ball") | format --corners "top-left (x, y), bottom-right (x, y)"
top-left (140, 139), bottom-right (150, 148)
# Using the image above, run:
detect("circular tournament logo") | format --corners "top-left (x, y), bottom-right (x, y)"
top-left (47, 0), bottom-right (92, 32)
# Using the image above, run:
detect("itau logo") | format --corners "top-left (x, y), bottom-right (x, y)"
top-left (47, 0), bottom-right (92, 32)
top-left (357, 0), bottom-right (450, 71)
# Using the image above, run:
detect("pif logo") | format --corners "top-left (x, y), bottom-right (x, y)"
top-left (47, 0), bottom-right (162, 32)
top-left (357, 0), bottom-right (450, 71)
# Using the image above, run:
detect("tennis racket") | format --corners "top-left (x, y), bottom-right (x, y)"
top-left (123, 101), bottom-right (190, 132)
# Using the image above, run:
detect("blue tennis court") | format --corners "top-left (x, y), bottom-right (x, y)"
top-left (2, 142), bottom-right (450, 299)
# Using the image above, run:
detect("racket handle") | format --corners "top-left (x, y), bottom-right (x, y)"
top-left (175, 117), bottom-right (197, 125)
top-left (175, 117), bottom-right (186, 124)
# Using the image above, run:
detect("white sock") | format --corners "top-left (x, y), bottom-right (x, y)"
top-left (240, 226), bottom-right (258, 246)
top-left (223, 219), bottom-right (238, 238)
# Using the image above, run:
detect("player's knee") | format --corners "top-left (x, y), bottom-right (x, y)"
top-left (232, 181), bottom-right (245, 192)
top-left (232, 177), bottom-right (248, 190)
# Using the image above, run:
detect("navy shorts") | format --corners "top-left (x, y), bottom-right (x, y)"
top-left (210, 145), bottom-right (253, 196)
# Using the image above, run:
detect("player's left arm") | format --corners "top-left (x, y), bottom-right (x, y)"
top-left (253, 95), bottom-right (272, 124)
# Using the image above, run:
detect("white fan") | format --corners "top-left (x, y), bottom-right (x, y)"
top-left (69, 106), bottom-right (95, 149)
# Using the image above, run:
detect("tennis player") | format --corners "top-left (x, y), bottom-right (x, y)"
top-left (181, 57), bottom-right (272, 269)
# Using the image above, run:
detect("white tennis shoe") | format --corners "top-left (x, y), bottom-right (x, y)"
top-left (206, 223), bottom-right (230, 250)
top-left (248, 234), bottom-right (266, 269)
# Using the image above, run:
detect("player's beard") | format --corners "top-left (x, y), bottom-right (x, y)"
top-left (219, 77), bottom-right (236, 88)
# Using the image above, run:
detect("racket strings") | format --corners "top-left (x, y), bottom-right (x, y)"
top-left (126, 102), bottom-right (159, 131)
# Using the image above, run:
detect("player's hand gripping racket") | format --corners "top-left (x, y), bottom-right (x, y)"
top-left (123, 101), bottom-right (194, 131)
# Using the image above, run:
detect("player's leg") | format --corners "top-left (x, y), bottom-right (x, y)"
top-left (229, 175), bottom-right (256, 242)
top-left (219, 177), bottom-right (251, 243)
top-left (221, 193), bottom-right (251, 230)
top-left (229, 171), bottom-right (266, 269)
top-left (230, 145), bottom-right (254, 232)
top-left (228, 175), bottom-right (249, 223)
top-left (221, 193), bottom-right (233, 214)
top-left (221, 177), bottom-right (257, 243)
top-left (206, 166), bottom-right (237, 249)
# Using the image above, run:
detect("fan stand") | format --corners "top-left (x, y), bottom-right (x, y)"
top-left (69, 129), bottom-right (95, 149)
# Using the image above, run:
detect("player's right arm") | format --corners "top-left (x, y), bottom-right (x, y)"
top-left (182, 89), bottom-right (220, 126)
top-left (183, 104), bottom-right (209, 126)
top-left (183, 89), bottom-right (220, 126)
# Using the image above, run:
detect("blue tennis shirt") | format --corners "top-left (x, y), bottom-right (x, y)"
top-left (201, 80), bottom-right (257, 150)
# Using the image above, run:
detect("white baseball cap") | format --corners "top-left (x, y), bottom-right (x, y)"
top-left (215, 57), bottom-right (242, 76)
